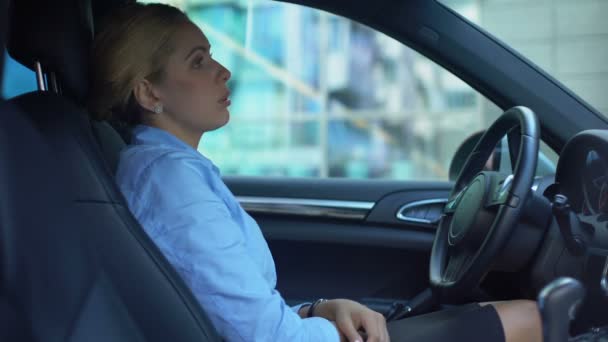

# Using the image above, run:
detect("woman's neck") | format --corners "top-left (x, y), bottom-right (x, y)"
top-left (144, 117), bottom-right (202, 150)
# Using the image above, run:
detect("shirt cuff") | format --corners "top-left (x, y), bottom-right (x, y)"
top-left (290, 302), bottom-right (312, 315)
top-left (302, 317), bottom-right (341, 342)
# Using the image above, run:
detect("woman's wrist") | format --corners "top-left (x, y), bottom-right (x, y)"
top-left (297, 303), bottom-right (312, 318)
top-left (312, 298), bottom-right (339, 321)
top-left (300, 298), bottom-right (350, 321)
top-left (307, 298), bottom-right (329, 318)
top-left (299, 299), bottom-right (335, 319)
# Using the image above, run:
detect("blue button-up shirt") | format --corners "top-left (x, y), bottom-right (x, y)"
top-left (116, 125), bottom-right (339, 342)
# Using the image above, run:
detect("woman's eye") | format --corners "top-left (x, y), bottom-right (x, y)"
top-left (193, 56), bottom-right (204, 68)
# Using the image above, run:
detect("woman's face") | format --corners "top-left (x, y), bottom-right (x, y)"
top-left (154, 20), bottom-right (232, 134)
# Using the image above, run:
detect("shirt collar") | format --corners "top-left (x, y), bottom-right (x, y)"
top-left (132, 124), bottom-right (196, 151)
top-left (131, 125), bottom-right (218, 174)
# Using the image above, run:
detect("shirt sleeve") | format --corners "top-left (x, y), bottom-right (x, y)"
top-left (291, 303), bottom-right (311, 315)
top-left (140, 153), bottom-right (340, 342)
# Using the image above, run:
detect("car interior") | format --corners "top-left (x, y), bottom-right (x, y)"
top-left (1, 0), bottom-right (607, 341)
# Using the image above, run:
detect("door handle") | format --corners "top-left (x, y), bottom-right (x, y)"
top-left (396, 199), bottom-right (447, 225)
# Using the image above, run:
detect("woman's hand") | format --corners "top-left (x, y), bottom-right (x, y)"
top-left (316, 299), bottom-right (390, 342)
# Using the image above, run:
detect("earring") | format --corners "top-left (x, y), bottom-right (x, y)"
top-left (153, 103), bottom-right (163, 114)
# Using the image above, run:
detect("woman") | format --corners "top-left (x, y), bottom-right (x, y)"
top-left (89, 3), bottom-right (542, 342)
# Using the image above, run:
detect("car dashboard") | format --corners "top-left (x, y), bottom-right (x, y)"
top-left (547, 129), bottom-right (608, 333)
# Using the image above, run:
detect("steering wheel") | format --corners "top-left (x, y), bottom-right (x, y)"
top-left (429, 106), bottom-right (539, 300)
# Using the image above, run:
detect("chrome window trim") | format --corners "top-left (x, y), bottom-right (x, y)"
top-left (237, 196), bottom-right (375, 220)
top-left (396, 198), bottom-right (448, 225)
top-left (35, 61), bottom-right (46, 91)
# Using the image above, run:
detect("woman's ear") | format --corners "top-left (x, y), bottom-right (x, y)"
top-left (133, 79), bottom-right (161, 113)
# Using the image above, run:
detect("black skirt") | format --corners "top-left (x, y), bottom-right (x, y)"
top-left (387, 303), bottom-right (505, 342)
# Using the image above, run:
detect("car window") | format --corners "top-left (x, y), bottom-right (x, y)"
top-left (153, 1), bottom-right (557, 180)
top-left (494, 136), bottom-right (558, 178)
top-left (2, 52), bottom-right (36, 98)
top-left (439, 0), bottom-right (608, 117)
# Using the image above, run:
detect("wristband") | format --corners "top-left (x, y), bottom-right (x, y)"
top-left (307, 298), bottom-right (328, 318)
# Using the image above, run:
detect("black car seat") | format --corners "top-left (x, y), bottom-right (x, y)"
top-left (1, 0), bottom-right (222, 340)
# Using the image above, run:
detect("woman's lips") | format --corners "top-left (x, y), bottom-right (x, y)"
top-left (219, 97), bottom-right (231, 107)
top-left (219, 92), bottom-right (231, 106)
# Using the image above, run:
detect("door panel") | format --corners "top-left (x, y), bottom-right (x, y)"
top-left (225, 176), bottom-right (451, 314)
top-left (269, 240), bottom-right (429, 314)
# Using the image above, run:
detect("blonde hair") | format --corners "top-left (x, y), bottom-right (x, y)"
top-left (88, 2), bottom-right (188, 124)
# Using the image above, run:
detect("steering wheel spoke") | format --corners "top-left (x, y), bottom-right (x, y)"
top-left (443, 248), bottom-right (472, 283)
top-left (445, 187), bottom-right (467, 214)
top-left (485, 174), bottom-right (514, 208)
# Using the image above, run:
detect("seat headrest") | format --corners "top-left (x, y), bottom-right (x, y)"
top-left (0, 0), bottom-right (8, 89)
top-left (7, 0), bottom-right (93, 103)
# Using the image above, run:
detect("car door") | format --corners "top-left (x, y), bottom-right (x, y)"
top-left (226, 176), bottom-right (450, 313)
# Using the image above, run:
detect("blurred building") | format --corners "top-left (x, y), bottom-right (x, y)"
top-left (445, 0), bottom-right (608, 117)
top-left (179, 0), bottom-right (488, 180)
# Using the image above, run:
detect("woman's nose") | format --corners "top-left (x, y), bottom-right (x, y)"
top-left (219, 63), bottom-right (231, 82)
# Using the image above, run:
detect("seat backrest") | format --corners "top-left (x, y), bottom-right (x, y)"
top-left (3, 92), bottom-right (222, 342)
top-left (91, 120), bottom-right (128, 174)
top-left (0, 0), bottom-right (6, 85)
top-left (1, 0), bottom-right (222, 340)
top-left (0, 5), bottom-right (30, 328)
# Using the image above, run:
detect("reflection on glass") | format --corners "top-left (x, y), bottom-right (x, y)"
top-left (583, 150), bottom-right (608, 215)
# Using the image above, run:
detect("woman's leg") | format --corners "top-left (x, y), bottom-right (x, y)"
top-left (480, 300), bottom-right (542, 342)
top-left (386, 300), bottom-right (542, 342)
top-left (387, 303), bottom-right (504, 341)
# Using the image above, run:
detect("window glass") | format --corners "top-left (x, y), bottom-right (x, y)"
top-left (495, 136), bottom-right (558, 178)
top-left (145, 0), bottom-right (551, 180)
top-left (440, 0), bottom-right (608, 116)
top-left (2, 52), bottom-right (36, 98)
